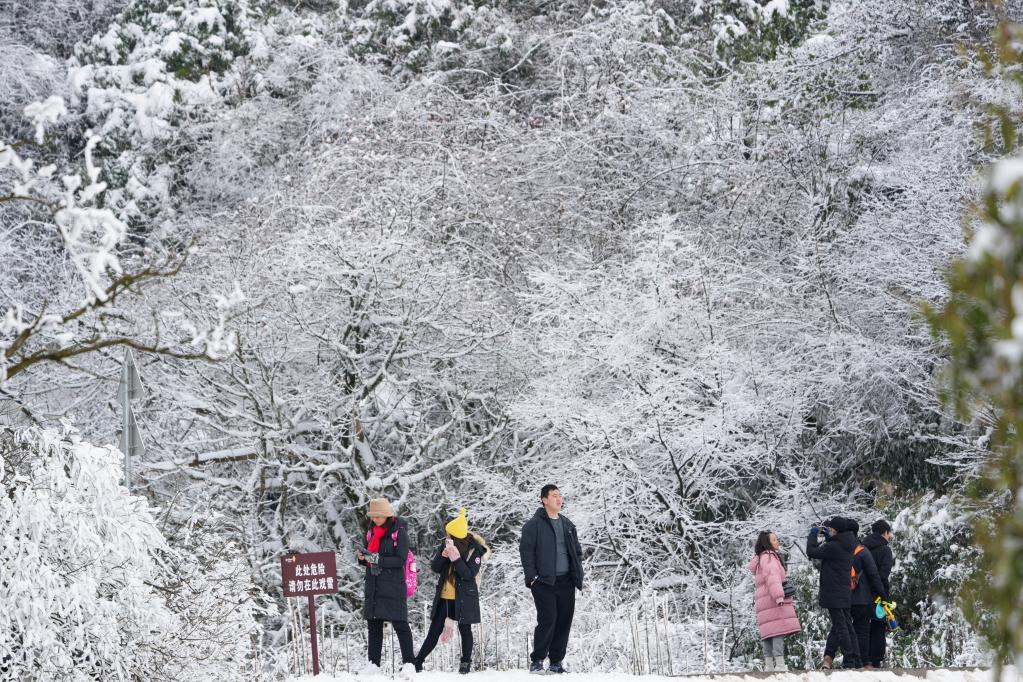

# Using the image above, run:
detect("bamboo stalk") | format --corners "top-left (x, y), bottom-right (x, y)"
top-left (644, 613), bottom-right (652, 675)
top-left (703, 595), bottom-right (709, 672)
top-left (663, 599), bottom-right (674, 676)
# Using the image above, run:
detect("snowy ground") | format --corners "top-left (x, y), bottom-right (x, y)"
top-left (290, 668), bottom-right (1009, 682)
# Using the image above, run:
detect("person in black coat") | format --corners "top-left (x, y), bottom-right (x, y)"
top-left (413, 508), bottom-right (490, 674)
top-left (862, 520), bottom-right (895, 668)
top-left (358, 498), bottom-right (415, 670)
top-left (520, 484), bottom-right (584, 674)
top-left (849, 519), bottom-right (888, 669)
top-left (807, 516), bottom-right (861, 669)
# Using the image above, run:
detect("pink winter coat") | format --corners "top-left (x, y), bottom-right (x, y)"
top-left (749, 551), bottom-right (801, 640)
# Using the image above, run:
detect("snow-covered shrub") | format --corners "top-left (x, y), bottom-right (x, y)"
top-left (66, 0), bottom-right (267, 221)
top-left (0, 426), bottom-right (264, 680)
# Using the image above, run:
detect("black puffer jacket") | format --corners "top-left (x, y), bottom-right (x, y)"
top-left (851, 542), bottom-right (888, 605)
top-left (807, 526), bottom-right (857, 609)
top-left (362, 517), bottom-right (410, 622)
top-left (519, 508), bottom-right (583, 590)
top-left (862, 532), bottom-right (895, 594)
top-left (429, 533), bottom-right (491, 625)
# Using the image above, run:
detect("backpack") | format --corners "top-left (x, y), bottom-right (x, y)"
top-left (367, 524), bottom-right (418, 598)
top-left (850, 545), bottom-right (865, 590)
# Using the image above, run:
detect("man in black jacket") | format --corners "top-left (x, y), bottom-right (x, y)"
top-left (849, 519), bottom-right (888, 670)
top-left (807, 516), bottom-right (861, 669)
top-left (520, 484), bottom-right (584, 674)
top-left (862, 520), bottom-right (895, 668)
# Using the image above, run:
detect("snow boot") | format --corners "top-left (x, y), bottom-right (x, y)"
top-left (458, 659), bottom-right (471, 674)
top-left (773, 656), bottom-right (788, 672)
top-left (762, 657), bottom-right (776, 672)
top-left (821, 654), bottom-right (834, 670)
top-left (529, 660), bottom-right (545, 674)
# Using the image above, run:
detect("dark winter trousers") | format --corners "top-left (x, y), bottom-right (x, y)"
top-left (824, 607), bottom-right (861, 668)
top-left (851, 604), bottom-right (875, 666)
top-left (416, 599), bottom-right (473, 664)
top-left (367, 619), bottom-right (415, 666)
top-left (530, 574), bottom-right (576, 664)
top-left (868, 615), bottom-right (887, 666)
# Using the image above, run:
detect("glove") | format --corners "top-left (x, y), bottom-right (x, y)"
top-left (809, 526), bottom-right (819, 536)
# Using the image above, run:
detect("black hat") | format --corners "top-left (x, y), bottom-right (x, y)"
top-left (827, 517), bottom-right (849, 533)
top-left (848, 518), bottom-right (860, 535)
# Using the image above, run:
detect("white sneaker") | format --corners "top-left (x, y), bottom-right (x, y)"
top-left (396, 662), bottom-right (418, 679)
top-left (353, 660), bottom-right (382, 676)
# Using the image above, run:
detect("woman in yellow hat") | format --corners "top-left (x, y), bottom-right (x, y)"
top-left (413, 507), bottom-right (490, 674)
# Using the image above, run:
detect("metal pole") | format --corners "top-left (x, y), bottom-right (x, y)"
top-left (309, 595), bottom-right (320, 675)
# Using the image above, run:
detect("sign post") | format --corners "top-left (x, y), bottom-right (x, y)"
top-left (117, 348), bottom-right (144, 490)
top-left (281, 551), bottom-right (338, 676)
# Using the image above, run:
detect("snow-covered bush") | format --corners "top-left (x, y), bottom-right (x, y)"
top-left (67, 0), bottom-right (267, 221)
top-left (0, 426), bottom-right (263, 680)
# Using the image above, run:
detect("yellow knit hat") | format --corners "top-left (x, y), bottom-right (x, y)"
top-left (445, 507), bottom-right (468, 539)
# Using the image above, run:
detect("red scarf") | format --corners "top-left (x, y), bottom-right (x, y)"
top-left (368, 524), bottom-right (387, 553)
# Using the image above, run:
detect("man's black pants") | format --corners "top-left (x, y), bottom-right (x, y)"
top-left (530, 575), bottom-right (576, 665)
top-left (868, 614), bottom-right (887, 666)
top-left (367, 618), bottom-right (414, 666)
top-left (851, 604), bottom-right (874, 666)
top-left (416, 599), bottom-right (473, 664)
top-left (824, 607), bottom-right (860, 668)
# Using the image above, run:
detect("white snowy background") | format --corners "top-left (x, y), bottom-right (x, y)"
top-left (1, 0), bottom-right (1022, 678)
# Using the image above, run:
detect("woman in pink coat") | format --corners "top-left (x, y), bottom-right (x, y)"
top-left (749, 531), bottom-right (801, 672)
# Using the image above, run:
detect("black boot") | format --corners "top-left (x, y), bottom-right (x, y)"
top-left (413, 658), bottom-right (424, 673)
top-left (459, 659), bottom-right (471, 674)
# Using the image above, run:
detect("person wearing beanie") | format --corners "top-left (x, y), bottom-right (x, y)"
top-left (750, 531), bottom-right (801, 672)
top-left (861, 520), bottom-right (895, 668)
top-left (807, 516), bottom-right (861, 669)
top-left (357, 497), bottom-right (415, 672)
top-left (413, 507), bottom-right (490, 675)
top-left (519, 484), bottom-right (584, 674)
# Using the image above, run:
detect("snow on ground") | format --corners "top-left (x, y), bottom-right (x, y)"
top-left (290, 668), bottom-right (1008, 682)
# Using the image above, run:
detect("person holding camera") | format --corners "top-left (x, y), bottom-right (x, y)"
top-left (750, 531), bottom-right (801, 672)
top-left (413, 507), bottom-right (490, 675)
top-left (807, 517), bottom-right (861, 669)
top-left (357, 498), bottom-right (415, 672)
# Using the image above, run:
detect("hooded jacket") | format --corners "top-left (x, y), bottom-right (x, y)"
top-left (861, 532), bottom-right (895, 595)
top-left (807, 520), bottom-right (857, 609)
top-left (429, 532), bottom-right (491, 625)
top-left (519, 508), bottom-right (584, 590)
top-left (749, 551), bottom-right (801, 640)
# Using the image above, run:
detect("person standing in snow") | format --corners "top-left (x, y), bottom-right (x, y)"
top-left (848, 519), bottom-right (888, 670)
top-left (413, 507), bottom-right (490, 675)
top-left (807, 517), bottom-right (861, 669)
top-left (520, 484), bottom-right (584, 674)
top-left (861, 520), bottom-right (895, 668)
top-left (357, 497), bottom-right (416, 673)
top-left (750, 531), bottom-right (801, 672)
